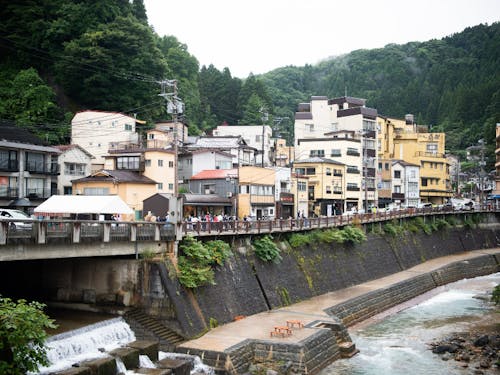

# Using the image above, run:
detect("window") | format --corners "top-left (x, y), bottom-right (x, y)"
top-left (310, 150), bottom-right (325, 157)
top-left (330, 149), bottom-right (341, 157)
top-left (145, 159), bottom-right (151, 167)
top-left (64, 163), bottom-right (86, 176)
top-left (306, 123), bottom-right (314, 132)
top-left (203, 184), bottom-right (216, 194)
top-left (326, 168), bottom-right (331, 176)
top-left (346, 147), bottom-right (360, 156)
top-left (83, 187), bottom-right (109, 195)
top-left (326, 185), bottom-right (332, 194)
top-left (347, 165), bottom-right (360, 174)
top-left (394, 170), bottom-right (401, 179)
top-left (124, 124), bottom-right (133, 131)
top-left (347, 183), bottom-right (359, 190)
top-left (255, 135), bottom-right (261, 142)
top-left (306, 168), bottom-right (316, 175)
top-left (148, 134), bottom-right (155, 140)
top-left (250, 185), bottom-right (274, 195)
top-left (117, 156), bottom-right (140, 170)
top-left (168, 183), bottom-right (174, 190)
top-left (157, 183), bottom-right (163, 190)
top-left (26, 178), bottom-right (44, 197)
top-left (333, 168), bottom-right (342, 176)
top-left (421, 178), bottom-right (428, 187)
top-left (408, 182), bottom-right (418, 192)
top-left (0, 150), bottom-right (17, 170)
top-left (297, 181), bottom-right (306, 191)
top-left (169, 161), bottom-right (174, 168)
top-left (363, 119), bottom-right (376, 131)
top-left (394, 185), bottom-right (401, 193)
top-left (426, 143), bottom-right (438, 154)
top-left (25, 152), bottom-right (44, 172)
top-left (385, 163), bottom-right (389, 171)
top-left (63, 186), bottom-right (72, 195)
top-left (295, 168), bottom-right (305, 175)
top-left (410, 169), bottom-right (416, 178)
top-left (378, 162), bottom-right (382, 171)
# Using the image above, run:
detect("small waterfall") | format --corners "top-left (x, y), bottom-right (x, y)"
top-left (116, 357), bottom-right (128, 373)
top-left (159, 352), bottom-right (215, 375)
top-left (34, 317), bottom-right (136, 374)
top-left (139, 354), bottom-right (156, 368)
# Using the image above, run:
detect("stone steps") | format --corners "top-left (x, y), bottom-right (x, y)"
top-left (125, 309), bottom-right (185, 348)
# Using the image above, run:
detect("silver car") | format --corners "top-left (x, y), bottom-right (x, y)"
top-left (0, 209), bottom-right (33, 230)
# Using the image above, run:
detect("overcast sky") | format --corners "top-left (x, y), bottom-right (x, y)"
top-left (144, 0), bottom-right (500, 78)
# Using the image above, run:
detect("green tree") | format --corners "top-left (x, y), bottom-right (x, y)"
top-left (0, 297), bottom-right (56, 374)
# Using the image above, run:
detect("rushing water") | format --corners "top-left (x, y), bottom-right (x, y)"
top-left (319, 273), bottom-right (500, 375)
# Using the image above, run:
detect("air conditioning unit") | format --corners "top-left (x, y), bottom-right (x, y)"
top-left (226, 192), bottom-right (233, 198)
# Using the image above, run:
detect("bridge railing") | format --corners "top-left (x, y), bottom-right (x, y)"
top-left (0, 206), bottom-right (495, 245)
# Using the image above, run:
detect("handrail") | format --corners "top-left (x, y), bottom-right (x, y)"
top-left (0, 207), bottom-right (496, 245)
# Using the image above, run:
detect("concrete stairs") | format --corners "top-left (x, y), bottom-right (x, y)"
top-left (125, 309), bottom-right (185, 351)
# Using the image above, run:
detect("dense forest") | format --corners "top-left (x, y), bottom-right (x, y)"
top-left (0, 1), bottom-right (499, 162)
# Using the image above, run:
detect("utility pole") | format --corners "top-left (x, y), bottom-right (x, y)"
top-left (158, 79), bottom-right (184, 254)
top-left (260, 108), bottom-right (269, 168)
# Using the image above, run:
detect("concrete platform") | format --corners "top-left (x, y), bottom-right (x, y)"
top-left (179, 249), bottom-right (499, 353)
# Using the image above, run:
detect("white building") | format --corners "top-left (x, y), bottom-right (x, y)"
top-left (54, 145), bottom-right (93, 195)
top-left (185, 136), bottom-right (257, 167)
top-left (71, 111), bottom-right (142, 171)
top-left (392, 160), bottom-right (420, 207)
top-left (213, 125), bottom-right (273, 167)
top-left (294, 96), bottom-right (378, 210)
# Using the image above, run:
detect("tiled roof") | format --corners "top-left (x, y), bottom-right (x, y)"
top-left (72, 169), bottom-right (156, 184)
top-left (190, 168), bottom-right (238, 180)
top-left (0, 120), bottom-right (48, 145)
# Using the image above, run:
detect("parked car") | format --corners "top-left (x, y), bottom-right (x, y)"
top-left (0, 209), bottom-right (33, 230)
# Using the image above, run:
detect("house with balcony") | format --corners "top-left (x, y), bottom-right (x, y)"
top-left (294, 96), bottom-right (378, 210)
top-left (273, 167), bottom-right (294, 219)
top-left (150, 120), bottom-right (189, 146)
top-left (391, 160), bottom-right (420, 208)
top-left (238, 166), bottom-right (276, 220)
top-left (71, 110), bottom-right (144, 172)
top-left (212, 124), bottom-right (273, 167)
top-left (54, 144), bottom-right (93, 195)
top-left (377, 115), bottom-right (452, 204)
top-left (293, 158), bottom-right (346, 216)
top-left (0, 122), bottom-right (60, 209)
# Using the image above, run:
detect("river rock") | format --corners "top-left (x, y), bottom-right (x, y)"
top-left (473, 335), bottom-right (489, 347)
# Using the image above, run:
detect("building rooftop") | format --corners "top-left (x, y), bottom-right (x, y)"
top-left (72, 169), bottom-right (156, 184)
top-left (190, 169), bottom-right (238, 180)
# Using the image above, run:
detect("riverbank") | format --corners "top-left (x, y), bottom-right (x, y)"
top-left (176, 249), bottom-right (499, 374)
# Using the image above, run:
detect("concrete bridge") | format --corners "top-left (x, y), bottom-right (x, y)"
top-left (0, 207), bottom-right (496, 261)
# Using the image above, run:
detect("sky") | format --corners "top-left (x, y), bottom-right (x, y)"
top-left (144, 0), bottom-right (500, 78)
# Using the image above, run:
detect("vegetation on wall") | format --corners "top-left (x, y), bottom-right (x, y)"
top-left (288, 226), bottom-right (367, 248)
top-left (177, 236), bottom-right (232, 288)
top-left (253, 235), bottom-right (282, 263)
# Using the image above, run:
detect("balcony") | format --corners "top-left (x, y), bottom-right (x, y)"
top-left (347, 186), bottom-right (360, 191)
top-left (347, 167), bottom-right (360, 174)
top-left (25, 161), bottom-right (60, 175)
top-left (333, 190), bottom-right (342, 195)
top-left (26, 188), bottom-right (51, 199)
top-left (0, 187), bottom-right (17, 198)
top-left (333, 171), bottom-right (343, 177)
top-left (0, 160), bottom-right (19, 172)
top-left (366, 168), bottom-right (376, 177)
top-left (250, 195), bottom-right (274, 205)
top-left (415, 151), bottom-right (445, 158)
top-left (346, 149), bottom-right (360, 156)
top-left (392, 192), bottom-right (405, 200)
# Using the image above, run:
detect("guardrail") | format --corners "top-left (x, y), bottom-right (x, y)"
top-left (0, 207), bottom-right (496, 245)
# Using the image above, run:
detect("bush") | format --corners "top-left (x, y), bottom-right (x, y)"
top-left (0, 297), bottom-right (57, 374)
top-left (204, 240), bottom-right (232, 266)
top-left (253, 235), bottom-right (282, 263)
top-left (492, 285), bottom-right (500, 305)
top-left (341, 226), bottom-right (367, 244)
top-left (288, 233), bottom-right (311, 248)
top-left (383, 221), bottom-right (403, 237)
top-left (435, 218), bottom-right (451, 230)
top-left (177, 256), bottom-right (215, 288)
top-left (315, 229), bottom-right (345, 244)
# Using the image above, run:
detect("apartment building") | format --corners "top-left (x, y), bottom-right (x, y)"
top-left (238, 166), bottom-right (275, 219)
top-left (71, 111), bottom-right (143, 171)
top-left (378, 115), bottom-right (452, 204)
top-left (273, 167), bottom-right (294, 219)
top-left (273, 138), bottom-right (294, 167)
top-left (185, 136), bottom-right (257, 167)
top-left (494, 123), bottom-right (500, 204)
top-left (391, 160), bottom-right (420, 208)
top-left (293, 158), bottom-right (346, 216)
top-left (212, 125), bottom-right (273, 167)
top-left (294, 96), bottom-right (378, 210)
top-left (0, 123), bottom-right (60, 208)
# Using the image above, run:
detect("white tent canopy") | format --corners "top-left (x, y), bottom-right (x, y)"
top-left (34, 195), bottom-right (134, 215)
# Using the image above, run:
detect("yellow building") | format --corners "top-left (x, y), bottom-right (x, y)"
top-left (378, 115), bottom-right (452, 204)
top-left (293, 158), bottom-right (346, 216)
top-left (72, 169), bottom-right (156, 220)
top-left (291, 173), bottom-right (309, 218)
top-left (238, 166), bottom-right (275, 219)
top-left (274, 138), bottom-right (294, 167)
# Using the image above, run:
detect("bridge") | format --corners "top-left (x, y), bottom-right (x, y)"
top-left (0, 207), bottom-right (496, 261)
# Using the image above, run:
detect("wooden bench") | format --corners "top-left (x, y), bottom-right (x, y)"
top-left (286, 319), bottom-right (304, 329)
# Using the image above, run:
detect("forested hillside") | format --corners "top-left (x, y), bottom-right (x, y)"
top-left (0, 1), bottom-right (498, 159)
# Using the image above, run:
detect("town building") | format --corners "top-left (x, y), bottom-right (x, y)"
top-left (273, 167), bottom-right (294, 219)
top-left (391, 160), bottom-right (420, 208)
top-left (71, 110), bottom-right (144, 171)
top-left (178, 149), bottom-right (233, 191)
top-left (293, 158), bottom-right (346, 216)
top-left (147, 120), bottom-right (189, 147)
top-left (493, 123), bottom-right (500, 206)
top-left (238, 166), bottom-right (276, 220)
top-left (185, 136), bottom-right (257, 167)
top-left (291, 173), bottom-right (309, 218)
top-left (212, 125), bottom-right (273, 167)
top-left (54, 144), bottom-right (93, 195)
top-left (294, 96), bottom-right (378, 211)
top-left (0, 122), bottom-right (60, 209)
top-left (272, 138), bottom-right (294, 167)
top-left (377, 115), bottom-right (452, 204)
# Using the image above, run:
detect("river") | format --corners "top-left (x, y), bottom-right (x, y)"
top-left (319, 273), bottom-right (500, 375)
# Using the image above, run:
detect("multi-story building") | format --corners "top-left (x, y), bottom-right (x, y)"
top-left (238, 166), bottom-right (275, 219)
top-left (71, 110), bottom-right (143, 171)
top-left (378, 115), bottom-right (452, 204)
top-left (294, 96), bottom-right (378, 210)
top-left (212, 125), bottom-right (273, 167)
top-left (0, 123), bottom-right (60, 209)
top-left (494, 123), bottom-right (500, 206)
top-left (272, 138), bottom-right (294, 167)
top-left (291, 173), bottom-right (309, 218)
top-left (147, 120), bottom-right (189, 147)
top-left (54, 145), bottom-right (93, 195)
top-left (293, 158), bottom-right (346, 216)
top-left (391, 160), bottom-right (420, 208)
top-left (273, 167), bottom-right (294, 219)
top-left (178, 150), bottom-right (233, 191)
top-left (185, 136), bottom-right (257, 167)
